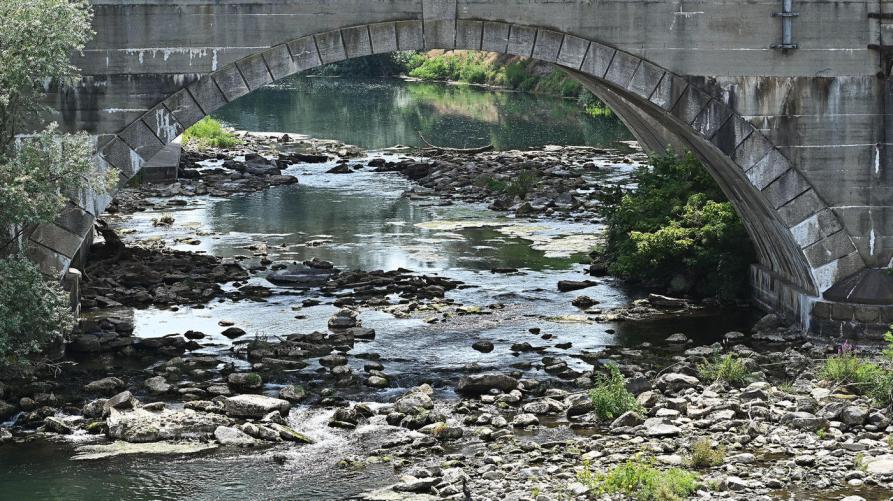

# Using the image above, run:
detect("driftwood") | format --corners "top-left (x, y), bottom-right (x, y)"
top-left (417, 131), bottom-right (493, 154)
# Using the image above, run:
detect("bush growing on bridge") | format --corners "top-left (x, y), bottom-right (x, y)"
top-left (0, 0), bottom-right (115, 364)
top-left (599, 152), bottom-right (755, 301)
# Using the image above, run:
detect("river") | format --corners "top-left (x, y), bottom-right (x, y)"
top-left (0, 77), bottom-right (759, 500)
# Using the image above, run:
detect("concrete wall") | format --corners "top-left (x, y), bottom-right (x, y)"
top-left (30, 0), bottom-right (893, 335)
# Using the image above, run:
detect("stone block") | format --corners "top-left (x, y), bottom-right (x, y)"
top-left (745, 149), bottom-right (789, 190)
top-left (830, 301), bottom-right (855, 320)
top-left (25, 242), bottom-right (68, 279)
top-left (342, 26), bottom-right (373, 58)
top-left (626, 61), bottom-right (663, 100)
top-left (236, 53), bottom-right (273, 91)
top-left (481, 22), bottom-right (509, 53)
top-left (603, 50), bottom-right (640, 88)
top-left (262, 44), bottom-right (298, 81)
top-left (369, 22), bottom-right (398, 54)
top-left (776, 188), bottom-right (823, 227)
top-left (424, 20), bottom-right (455, 49)
top-left (55, 203), bottom-right (95, 237)
top-left (100, 137), bottom-right (145, 179)
top-left (671, 86), bottom-right (710, 126)
top-left (814, 250), bottom-right (864, 292)
top-left (422, 0), bottom-right (456, 49)
top-left (579, 42), bottom-right (615, 79)
top-left (315, 30), bottom-right (347, 65)
top-left (213, 64), bottom-right (250, 102)
top-left (649, 74), bottom-right (688, 111)
top-left (790, 208), bottom-right (842, 248)
top-left (396, 21), bottom-right (424, 51)
top-left (118, 120), bottom-right (163, 161)
top-left (556, 35), bottom-right (589, 70)
top-left (287, 36), bottom-right (322, 73)
top-left (506, 25), bottom-right (536, 57)
top-left (142, 104), bottom-right (183, 145)
top-left (188, 76), bottom-right (228, 115)
top-left (763, 169), bottom-right (811, 209)
top-left (711, 116), bottom-right (753, 156)
top-left (28, 223), bottom-right (83, 259)
top-left (804, 230), bottom-right (857, 268)
top-left (531, 29), bottom-right (562, 62)
top-left (456, 20), bottom-right (482, 50)
top-left (162, 89), bottom-right (204, 130)
top-left (811, 301), bottom-right (832, 319)
top-left (732, 131), bottom-right (773, 171)
top-left (854, 306), bottom-right (881, 324)
top-left (690, 98), bottom-right (733, 139)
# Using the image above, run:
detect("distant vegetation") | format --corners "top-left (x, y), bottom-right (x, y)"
top-left (820, 336), bottom-right (893, 407)
top-left (182, 117), bottom-right (241, 149)
top-left (598, 152), bottom-right (755, 302)
top-left (305, 51), bottom-right (613, 117)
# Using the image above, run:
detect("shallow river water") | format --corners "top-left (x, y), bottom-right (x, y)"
top-left (0, 78), bottom-right (760, 500)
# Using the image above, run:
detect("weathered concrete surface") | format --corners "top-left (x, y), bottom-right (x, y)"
top-left (32, 0), bottom-right (893, 337)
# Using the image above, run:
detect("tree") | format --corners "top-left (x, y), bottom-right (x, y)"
top-left (0, 0), bottom-right (117, 361)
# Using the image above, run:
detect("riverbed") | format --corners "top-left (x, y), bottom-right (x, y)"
top-left (0, 77), bottom-right (773, 500)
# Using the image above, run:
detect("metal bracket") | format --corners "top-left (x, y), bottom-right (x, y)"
top-left (771, 0), bottom-right (799, 50)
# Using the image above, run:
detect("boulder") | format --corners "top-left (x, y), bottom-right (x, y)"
top-left (214, 425), bottom-right (257, 446)
top-left (145, 376), bottom-right (171, 395)
top-left (654, 373), bottom-right (699, 393)
top-left (106, 407), bottom-right (231, 443)
top-left (44, 416), bottom-right (73, 434)
top-left (223, 394), bottom-right (291, 418)
top-left (456, 374), bottom-right (519, 396)
top-left (278, 384), bottom-right (306, 403)
top-left (611, 411), bottom-right (645, 429)
top-left (84, 377), bottom-right (125, 396)
top-left (781, 411), bottom-right (829, 432)
top-left (512, 413), bottom-right (539, 428)
top-left (395, 386), bottom-right (434, 414)
top-left (227, 372), bottom-right (263, 391)
top-left (471, 341), bottom-right (494, 353)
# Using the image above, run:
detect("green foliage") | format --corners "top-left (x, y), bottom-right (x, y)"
top-left (0, 124), bottom-right (116, 233)
top-left (475, 169), bottom-right (539, 199)
top-left (0, 0), bottom-right (113, 364)
top-left (0, 0), bottom-right (94, 146)
top-left (578, 457), bottom-right (700, 501)
top-left (698, 354), bottom-right (752, 386)
top-left (688, 438), bottom-right (725, 468)
top-left (0, 256), bottom-right (74, 361)
top-left (601, 152), bottom-right (755, 301)
top-left (821, 334), bottom-right (893, 407)
top-left (589, 364), bottom-right (643, 421)
top-left (182, 117), bottom-right (241, 149)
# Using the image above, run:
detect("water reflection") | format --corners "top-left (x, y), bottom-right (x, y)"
top-left (213, 77), bottom-right (632, 150)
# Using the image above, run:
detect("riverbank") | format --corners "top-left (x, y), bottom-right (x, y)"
top-left (2, 133), bottom-right (890, 500)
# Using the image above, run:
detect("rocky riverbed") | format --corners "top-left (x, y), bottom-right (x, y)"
top-left (2, 133), bottom-right (889, 500)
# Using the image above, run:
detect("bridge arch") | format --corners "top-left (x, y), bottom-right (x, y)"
top-left (31, 20), bottom-right (867, 323)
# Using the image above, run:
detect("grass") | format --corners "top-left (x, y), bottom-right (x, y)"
top-left (589, 364), bottom-right (643, 421)
top-left (688, 438), bottom-right (725, 469)
top-left (578, 457), bottom-right (700, 501)
top-left (819, 335), bottom-right (893, 407)
top-left (181, 117), bottom-right (240, 149)
top-left (697, 354), bottom-right (752, 386)
top-left (476, 169), bottom-right (540, 200)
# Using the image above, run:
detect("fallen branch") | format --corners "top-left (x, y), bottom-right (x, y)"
top-left (417, 131), bottom-right (492, 154)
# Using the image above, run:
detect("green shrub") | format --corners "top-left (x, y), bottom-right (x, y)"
top-left (182, 117), bottom-right (240, 149)
top-left (688, 438), bottom-right (725, 468)
top-left (601, 152), bottom-right (755, 301)
top-left (505, 169), bottom-right (539, 199)
top-left (0, 257), bottom-right (74, 362)
top-left (578, 457), bottom-right (700, 501)
top-left (589, 364), bottom-right (643, 421)
top-left (820, 337), bottom-right (893, 407)
top-left (698, 354), bottom-right (752, 386)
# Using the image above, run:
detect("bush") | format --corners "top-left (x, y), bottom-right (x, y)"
top-left (688, 438), bottom-right (725, 468)
top-left (698, 354), bottom-right (752, 386)
top-left (601, 152), bottom-right (755, 301)
top-left (578, 457), bottom-right (700, 501)
top-left (589, 364), bottom-right (643, 421)
top-left (182, 117), bottom-right (240, 149)
top-left (505, 169), bottom-right (539, 199)
top-left (0, 257), bottom-right (74, 361)
top-left (820, 336), bottom-right (893, 407)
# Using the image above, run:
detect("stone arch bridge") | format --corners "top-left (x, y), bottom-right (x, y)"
top-left (31, 0), bottom-right (893, 337)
